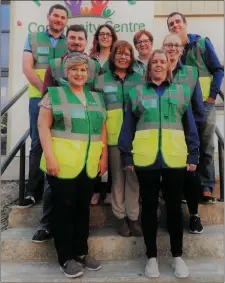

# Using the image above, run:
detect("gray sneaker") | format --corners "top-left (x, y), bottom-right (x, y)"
top-left (75, 255), bottom-right (101, 271)
top-left (60, 259), bottom-right (83, 278)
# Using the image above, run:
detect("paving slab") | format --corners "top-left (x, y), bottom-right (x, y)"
top-left (1, 259), bottom-right (224, 282)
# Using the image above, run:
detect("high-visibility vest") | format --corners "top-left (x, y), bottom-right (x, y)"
top-left (184, 38), bottom-right (212, 101)
top-left (94, 69), bottom-right (143, 146)
top-left (173, 65), bottom-right (198, 98)
top-left (28, 32), bottom-right (67, 98)
top-left (129, 83), bottom-right (191, 168)
top-left (49, 54), bottom-right (100, 90)
top-left (133, 59), bottom-right (147, 76)
top-left (40, 85), bottom-right (106, 179)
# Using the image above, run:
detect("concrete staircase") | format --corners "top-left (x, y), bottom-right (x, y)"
top-left (1, 184), bottom-right (224, 282)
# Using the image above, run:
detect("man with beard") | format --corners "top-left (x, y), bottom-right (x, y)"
top-left (31, 24), bottom-right (101, 243)
top-left (42, 24), bottom-right (100, 93)
top-left (19, 4), bottom-right (68, 241)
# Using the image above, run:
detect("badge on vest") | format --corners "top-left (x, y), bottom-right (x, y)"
top-left (37, 47), bottom-right (50, 55)
top-left (70, 108), bottom-right (86, 119)
top-left (142, 99), bottom-right (157, 108)
top-left (104, 86), bottom-right (118, 93)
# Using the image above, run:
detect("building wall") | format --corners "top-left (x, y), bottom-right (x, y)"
top-left (6, 1), bottom-right (224, 154)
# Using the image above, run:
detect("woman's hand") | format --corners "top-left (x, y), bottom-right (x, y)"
top-left (187, 164), bottom-right (197, 172)
top-left (125, 165), bottom-right (134, 172)
top-left (46, 157), bottom-right (60, 176)
top-left (98, 156), bottom-right (108, 177)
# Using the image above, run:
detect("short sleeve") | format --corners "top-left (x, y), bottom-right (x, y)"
top-left (38, 93), bottom-right (52, 109)
top-left (24, 38), bottom-right (32, 52)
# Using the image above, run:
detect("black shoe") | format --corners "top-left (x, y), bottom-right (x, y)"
top-left (60, 259), bottom-right (83, 278)
top-left (17, 198), bottom-right (35, 208)
top-left (32, 229), bottom-right (52, 243)
top-left (189, 216), bottom-right (203, 234)
top-left (201, 193), bottom-right (216, 204)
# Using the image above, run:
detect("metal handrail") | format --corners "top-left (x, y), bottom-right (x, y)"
top-left (1, 85), bottom-right (29, 205)
top-left (218, 89), bottom-right (224, 101)
top-left (1, 130), bottom-right (29, 175)
top-left (1, 84), bottom-right (28, 116)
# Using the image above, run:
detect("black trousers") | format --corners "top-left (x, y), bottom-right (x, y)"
top-left (47, 170), bottom-right (94, 266)
top-left (183, 171), bottom-right (201, 215)
top-left (136, 168), bottom-right (185, 258)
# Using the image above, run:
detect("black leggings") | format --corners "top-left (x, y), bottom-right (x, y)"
top-left (137, 168), bottom-right (185, 258)
top-left (47, 170), bottom-right (94, 266)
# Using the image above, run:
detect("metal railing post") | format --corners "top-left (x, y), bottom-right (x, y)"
top-left (19, 142), bottom-right (26, 205)
top-left (218, 140), bottom-right (224, 201)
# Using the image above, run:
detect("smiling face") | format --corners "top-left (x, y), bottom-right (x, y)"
top-left (66, 30), bottom-right (87, 53)
top-left (114, 47), bottom-right (132, 70)
top-left (167, 14), bottom-right (187, 37)
top-left (66, 63), bottom-right (88, 87)
top-left (98, 26), bottom-right (113, 49)
top-left (47, 8), bottom-right (68, 33)
top-left (162, 34), bottom-right (183, 63)
top-left (149, 52), bottom-right (169, 81)
top-left (135, 33), bottom-right (152, 57)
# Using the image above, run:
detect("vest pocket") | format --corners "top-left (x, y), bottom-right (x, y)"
top-left (87, 141), bottom-right (104, 178)
top-left (169, 98), bottom-right (178, 117)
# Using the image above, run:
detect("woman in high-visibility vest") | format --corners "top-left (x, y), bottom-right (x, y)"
top-left (118, 49), bottom-right (200, 279)
top-left (94, 40), bottom-right (143, 237)
top-left (38, 54), bottom-right (107, 279)
top-left (162, 33), bottom-right (204, 234)
top-left (89, 24), bottom-right (118, 205)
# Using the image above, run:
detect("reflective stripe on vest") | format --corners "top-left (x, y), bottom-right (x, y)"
top-left (185, 38), bottom-right (212, 101)
top-left (131, 83), bottom-right (190, 168)
top-left (28, 32), bottom-right (67, 98)
top-left (95, 71), bottom-right (142, 146)
top-left (173, 65), bottom-right (198, 103)
top-left (40, 86), bottom-right (105, 179)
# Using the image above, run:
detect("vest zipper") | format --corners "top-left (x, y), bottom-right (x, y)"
top-left (159, 96), bottom-right (162, 152)
top-left (84, 104), bottom-right (91, 164)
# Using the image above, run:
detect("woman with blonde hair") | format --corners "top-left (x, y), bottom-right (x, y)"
top-left (38, 53), bottom-right (107, 278)
top-left (119, 49), bottom-right (200, 278)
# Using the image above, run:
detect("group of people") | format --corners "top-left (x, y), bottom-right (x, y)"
top-left (20, 3), bottom-right (224, 279)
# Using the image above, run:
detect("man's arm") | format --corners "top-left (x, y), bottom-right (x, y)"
top-left (204, 38), bottom-right (224, 100)
top-left (42, 65), bottom-right (55, 94)
top-left (22, 51), bottom-right (43, 92)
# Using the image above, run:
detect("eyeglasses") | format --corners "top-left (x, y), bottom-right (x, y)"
top-left (136, 39), bottom-right (150, 46)
top-left (163, 43), bottom-right (183, 49)
top-left (99, 32), bottom-right (112, 38)
top-left (115, 52), bottom-right (131, 58)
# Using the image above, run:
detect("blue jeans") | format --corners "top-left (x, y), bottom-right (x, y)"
top-left (26, 98), bottom-right (44, 199)
top-left (198, 101), bottom-right (216, 191)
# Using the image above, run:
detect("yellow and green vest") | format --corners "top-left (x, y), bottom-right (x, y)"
top-left (49, 55), bottom-right (101, 90)
top-left (94, 70), bottom-right (143, 146)
top-left (28, 32), bottom-right (67, 98)
top-left (184, 38), bottom-right (212, 101)
top-left (130, 83), bottom-right (191, 168)
top-left (40, 85), bottom-right (106, 179)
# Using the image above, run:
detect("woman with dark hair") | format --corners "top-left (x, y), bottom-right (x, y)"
top-left (90, 24), bottom-right (117, 205)
top-left (90, 24), bottom-right (118, 73)
top-left (118, 49), bottom-right (200, 278)
top-left (94, 40), bottom-right (143, 237)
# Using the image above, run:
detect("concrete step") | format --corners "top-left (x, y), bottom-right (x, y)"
top-left (1, 259), bottom-right (224, 282)
top-left (8, 200), bottom-right (224, 229)
top-left (2, 226), bottom-right (223, 262)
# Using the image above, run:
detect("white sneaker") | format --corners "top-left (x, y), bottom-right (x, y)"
top-left (145, 258), bottom-right (160, 278)
top-left (91, 193), bottom-right (100, 205)
top-left (172, 257), bottom-right (189, 278)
